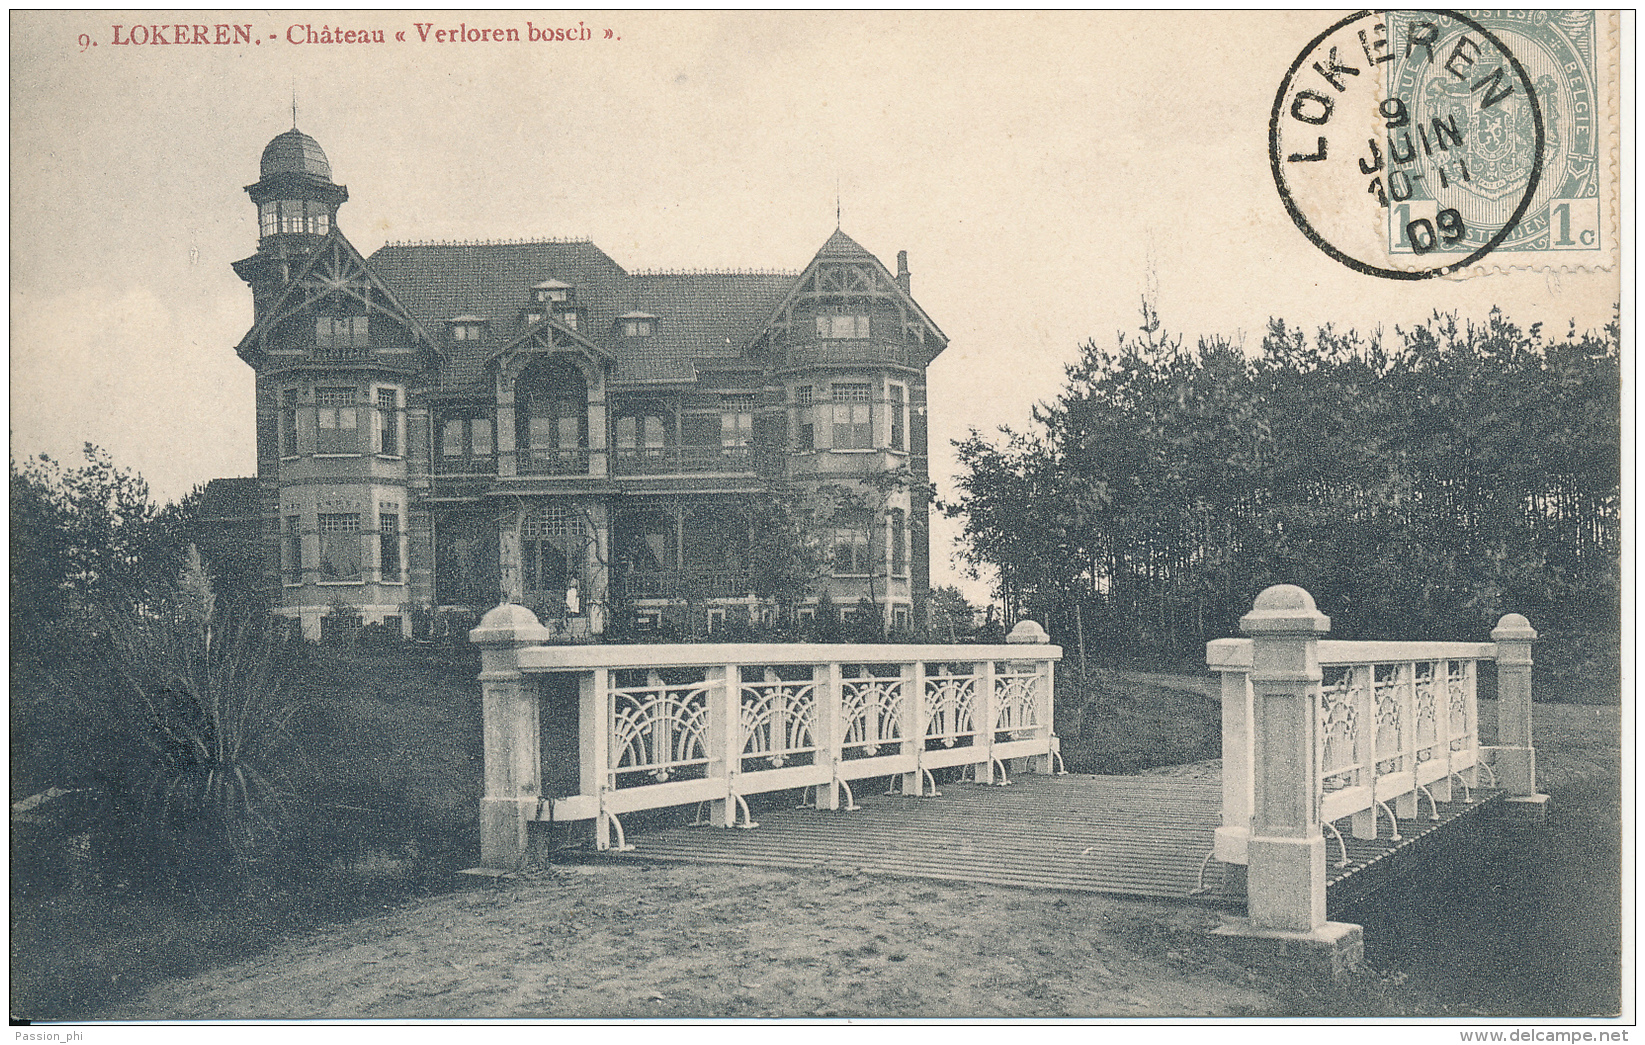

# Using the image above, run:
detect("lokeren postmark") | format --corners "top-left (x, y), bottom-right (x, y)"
top-left (1271, 10), bottom-right (1551, 280)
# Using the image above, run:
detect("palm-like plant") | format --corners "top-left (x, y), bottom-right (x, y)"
top-left (97, 547), bottom-right (295, 862)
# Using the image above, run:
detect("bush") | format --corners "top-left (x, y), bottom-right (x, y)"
top-left (86, 551), bottom-right (297, 867)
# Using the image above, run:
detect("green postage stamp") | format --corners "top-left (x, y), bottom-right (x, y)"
top-left (1382, 10), bottom-right (1614, 265)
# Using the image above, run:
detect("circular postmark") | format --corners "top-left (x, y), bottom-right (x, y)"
top-left (1270, 10), bottom-right (1545, 279)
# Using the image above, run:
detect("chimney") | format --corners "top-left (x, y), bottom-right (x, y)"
top-left (896, 250), bottom-right (910, 295)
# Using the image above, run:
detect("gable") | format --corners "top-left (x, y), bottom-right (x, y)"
top-left (234, 230), bottom-right (436, 361)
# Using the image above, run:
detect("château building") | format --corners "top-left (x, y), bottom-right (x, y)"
top-left (230, 127), bottom-right (947, 640)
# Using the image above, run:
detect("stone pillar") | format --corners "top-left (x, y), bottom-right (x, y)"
top-left (470, 604), bottom-right (549, 869)
top-left (1491, 613), bottom-right (1546, 808)
top-left (1242, 584), bottom-right (1331, 933)
top-left (1214, 585), bottom-right (1362, 981)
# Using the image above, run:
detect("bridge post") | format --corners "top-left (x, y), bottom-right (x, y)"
top-left (470, 604), bottom-right (551, 870)
top-left (1213, 585), bottom-right (1362, 978)
top-left (1491, 613), bottom-right (1548, 816)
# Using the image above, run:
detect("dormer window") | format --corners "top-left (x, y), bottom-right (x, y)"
top-left (447, 315), bottom-right (487, 342)
top-left (618, 312), bottom-right (658, 338)
top-left (817, 311), bottom-right (869, 339)
top-left (532, 279), bottom-right (573, 305)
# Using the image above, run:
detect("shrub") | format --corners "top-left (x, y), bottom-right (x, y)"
top-left (90, 549), bottom-right (296, 865)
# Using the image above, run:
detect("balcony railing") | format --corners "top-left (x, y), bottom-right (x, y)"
top-left (612, 445), bottom-right (754, 476)
top-left (621, 568), bottom-right (751, 600)
top-left (517, 448), bottom-right (591, 476)
top-left (434, 454), bottom-right (497, 476)
top-left (312, 342), bottom-right (373, 361)
top-left (470, 608), bottom-right (1062, 865)
top-left (787, 341), bottom-right (919, 368)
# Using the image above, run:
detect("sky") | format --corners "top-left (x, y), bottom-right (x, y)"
top-left (10, 10), bottom-right (1622, 604)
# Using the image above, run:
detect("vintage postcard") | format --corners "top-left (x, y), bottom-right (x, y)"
top-left (9, 10), bottom-right (1628, 1030)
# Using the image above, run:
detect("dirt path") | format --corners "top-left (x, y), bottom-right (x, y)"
top-left (102, 702), bottom-right (1619, 1020)
top-left (108, 864), bottom-right (1281, 1020)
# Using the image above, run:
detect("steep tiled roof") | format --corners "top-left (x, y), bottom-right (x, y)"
top-left (363, 240), bottom-right (797, 389)
top-left (815, 227), bottom-right (877, 261)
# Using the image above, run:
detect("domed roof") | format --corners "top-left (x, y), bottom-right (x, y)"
top-left (260, 128), bottom-right (333, 181)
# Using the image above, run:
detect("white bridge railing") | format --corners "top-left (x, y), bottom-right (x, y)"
top-left (471, 605), bottom-right (1062, 868)
top-left (1208, 585), bottom-right (1544, 938)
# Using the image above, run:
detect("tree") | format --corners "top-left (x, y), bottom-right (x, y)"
top-left (949, 303), bottom-right (1620, 670)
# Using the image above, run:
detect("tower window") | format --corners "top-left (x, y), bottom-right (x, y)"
top-left (318, 513), bottom-right (362, 581)
top-left (261, 199), bottom-right (329, 237)
top-left (831, 382), bottom-right (873, 450)
top-left (889, 383), bottom-right (906, 452)
top-left (315, 387), bottom-right (360, 453)
top-left (377, 388), bottom-right (399, 455)
top-left (280, 388), bottom-right (300, 456)
top-left (379, 512), bottom-right (402, 582)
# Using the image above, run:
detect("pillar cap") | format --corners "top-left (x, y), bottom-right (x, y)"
top-left (1006, 620), bottom-right (1050, 644)
top-left (1491, 613), bottom-right (1538, 642)
top-left (1241, 584), bottom-right (1331, 636)
top-left (470, 603), bottom-right (549, 645)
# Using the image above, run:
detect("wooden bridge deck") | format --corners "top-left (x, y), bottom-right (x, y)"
top-left (602, 772), bottom-right (1506, 910)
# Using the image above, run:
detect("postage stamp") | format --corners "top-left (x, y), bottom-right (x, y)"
top-left (1383, 10), bottom-right (1612, 264)
top-left (1270, 9), bottom-right (1617, 279)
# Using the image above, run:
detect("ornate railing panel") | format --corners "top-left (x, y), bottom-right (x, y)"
top-left (841, 668), bottom-right (904, 758)
top-left (611, 670), bottom-right (712, 784)
top-left (469, 614), bottom-right (1062, 862)
top-left (923, 664), bottom-right (978, 749)
top-left (741, 669), bottom-right (818, 770)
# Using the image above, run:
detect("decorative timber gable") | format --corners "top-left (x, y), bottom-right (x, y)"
top-left (750, 229), bottom-right (948, 362)
top-left (233, 229), bottom-right (437, 365)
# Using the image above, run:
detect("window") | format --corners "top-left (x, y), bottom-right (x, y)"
top-left (283, 515), bottom-right (302, 584)
top-left (794, 386), bottom-right (814, 450)
top-left (522, 505), bottom-right (582, 599)
top-left (260, 199), bottom-right (329, 237)
top-left (555, 310), bottom-right (579, 331)
top-left (831, 383), bottom-right (873, 450)
top-left (833, 527), bottom-right (871, 576)
top-left (527, 395), bottom-right (583, 453)
top-left (281, 389), bottom-right (300, 456)
top-left (892, 605), bottom-right (911, 631)
top-left (891, 509), bottom-right (908, 577)
top-left (706, 607), bottom-right (726, 634)
top-left (816, 313), bottom-right (869, 339)
top-left (889, 383), bottom-right (906, 452)
top-left (315, 387), bottom-right (360, 453)
top-left (534, 283), bottom-right (572, 304)
top-left (721, 394), bottom-right (753, 451)
top-left (621, 317), bottom-right (656, 337)
top-left (316, 316), bottom-right (369, 350)
top-left (377, 389), bottom-right (398, 455)
top-left (379, 512), bottom-right (401, 582)
top-left (449, 323), bottom-right (484, 341)
top-left (318, 513), bottom-right (362, 581)
top-left (441, 415), bottom-right (493, 465)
